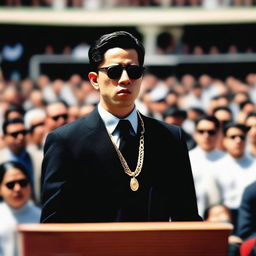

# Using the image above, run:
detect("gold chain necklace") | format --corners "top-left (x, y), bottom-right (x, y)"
top-left (109, 111), bottom-right (145, 192)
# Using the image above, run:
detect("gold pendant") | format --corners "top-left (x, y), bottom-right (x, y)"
top-left (130, 177), bottom-right (139, 191)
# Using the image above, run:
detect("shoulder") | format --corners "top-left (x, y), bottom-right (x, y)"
top-left (243, 181), bottom-right (256, 201)
top-left (142, 114), bottom-right (182, 138)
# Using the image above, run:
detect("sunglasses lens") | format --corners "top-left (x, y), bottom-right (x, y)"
top-left (6, 179), bottom-right (29, 189)
top-left (107, 66), bottom-right (123, 79)
top-left (6, 181), bottom-right (15, 189)
top-left (127, 66), bottom-right (144, 79)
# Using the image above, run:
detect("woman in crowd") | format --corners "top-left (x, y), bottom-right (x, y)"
top-left (0, 161), bottom-right (41, 256)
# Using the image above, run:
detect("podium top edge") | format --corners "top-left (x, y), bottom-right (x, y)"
top-left (18, 221), bottom-right (233, 233)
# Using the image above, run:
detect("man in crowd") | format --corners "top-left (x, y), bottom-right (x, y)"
top-left (189, 115), bottom-right (224, 217)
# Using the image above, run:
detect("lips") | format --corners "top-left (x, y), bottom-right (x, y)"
top-left (117, 89), bottom-right (131, 95)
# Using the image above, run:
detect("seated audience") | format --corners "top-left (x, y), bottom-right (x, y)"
top-left (0, 161), bottom-right (41, 256)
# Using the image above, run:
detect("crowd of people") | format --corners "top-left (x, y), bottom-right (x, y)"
top-left (1, 0), bottom-right (255, 7)
top-left (1, 68), bottom-right (256, 254)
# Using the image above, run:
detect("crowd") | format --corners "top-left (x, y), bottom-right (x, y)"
top-left (1, 69), bottom-right (256, 255)
top-left (1, 0), bottom-right (255, 7)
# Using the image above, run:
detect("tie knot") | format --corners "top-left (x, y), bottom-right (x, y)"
top-left (117, 120), bottom-right (132, 137)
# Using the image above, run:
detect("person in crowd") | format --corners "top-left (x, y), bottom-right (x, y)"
top-left (24, 108), bottom-right (46, 203)
top-left (162, 106), bottom-right (196, 150)
top-left (182, 107), bottom-right (206, 135)
top-left (0, 118), bottom-right (34, 191)
top-left (4, 105), bottom-right (25, 121)
top-left (189, 115), bottom-right (224, 217)
top-left (214, 122), bottom-right (256, 233)
top-left (40, 31), bottom-right (201, 223)
top-left (244, 112), bottom-right (256, 157)
top-left (236, 100), bottom-right (255, 124)
top-left (44, 101), bottom-right (69, 135)
top-left (212, 106), bottom-right (233, 151)
top-left (0, 161), bottom-right (41, 256)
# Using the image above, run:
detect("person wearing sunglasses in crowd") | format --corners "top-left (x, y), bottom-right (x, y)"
top-left (40, 31), bottom-right (202, 223)
top-left (189, 115), bottom-right (224, 218)
top-left (0, 118), bottom-right (35, 193)
top-left (213, 122), bottom-right (256, 234)
top-left (44, 101), bottom-right (69, 135)
top-left (0, 161), bottom-right (41, 256)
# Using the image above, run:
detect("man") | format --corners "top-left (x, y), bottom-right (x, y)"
top-left (162, 106), bottom-right (196, 150)
top-left (24, 108), bottom-right (47, 203)
top-left (44, 101), bottom-right (69, 134)
top-left (40, 31), bottom-right (201, 223)
top-left (0, 118), bottom-right (34, 188)
top-left (214, 123), bottom-right (256, 232)
top-left (244, 112), bottom-right (256, 157)
top-left (189, 115), bottom-right (224, 217)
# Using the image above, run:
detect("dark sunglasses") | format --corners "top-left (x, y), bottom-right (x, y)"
top-left (51, 114), bottom-right (68, 121)
top-left (196, 129), bottom-right (217, 136)
top-left (6, 129), bottom-right (28, 138)
top-left (5, 179), bottom-right (29, 189)
top-left (97, 65), bottom-right (145, 80)
top-left (226, 135), bottom-right (246, 141)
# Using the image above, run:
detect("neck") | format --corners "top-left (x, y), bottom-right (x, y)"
top-left (250, 144), bottom-right (256, 156)
top-left (101, 103), bottom-right (135, 119)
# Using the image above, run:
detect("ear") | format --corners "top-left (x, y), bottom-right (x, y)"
top-left (88, 72), bottom-right (99, 90)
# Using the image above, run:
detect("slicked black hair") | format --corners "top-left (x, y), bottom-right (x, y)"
top-left (88, 31), bottom-right (145, 72)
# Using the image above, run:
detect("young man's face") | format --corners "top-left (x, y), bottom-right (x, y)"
top-left (224, 127), bottom-right (246, 159)
top-left (89, 48), bottom-right (143, 118)
top-left (245, 116), bottom-right (256, 144)
top-left (194, 120), bottom-right (218, 152)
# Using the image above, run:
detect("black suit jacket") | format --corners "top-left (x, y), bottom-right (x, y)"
top-left (40, 108), bottom-right (202, 223)
top-left (236, 181), bottom-right (256, 240)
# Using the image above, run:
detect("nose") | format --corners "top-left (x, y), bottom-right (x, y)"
top-left (13, 182), bottom-right (22, 191)
top-left (119, 69), bottom-right (130, 85)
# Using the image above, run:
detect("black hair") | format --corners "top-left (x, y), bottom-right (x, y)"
top-left (4, 105), bottom-right (25, 121)
top-left (88, 31), bottom-right (145, 72)
top-left (223, 122), bottom-right (249, 136)
top-left (239, 100), bottom-right (254, 111)
top-left (212, 106), bottom-right (233, 116)
top-left (195, 115), bottom-right (220, 130)
top-left (163, 106), bottom-right (187, 120)
top-left (0, 161), bottom-right (29, 184)
top-left (246, 112), bottom-right (256, 120)
top-left (2, 118), bottom-right (25, 135)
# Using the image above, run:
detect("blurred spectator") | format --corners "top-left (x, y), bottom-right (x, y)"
top-left (79, 104), bottom-right (95, 118)
top-left (0, 118), bottom-right (35, 191)
top-left (68, 105), bottom-right (80, 123)
top-left (0, 161), bottom-right (40, 256)
top-left (244, 112), bottom-right (256, 157)
top-left (182, 106), bottom-right (206, 134)
top-left (163, 106), bottom-right (196, 150)
top-left (24, 108), bottom-right (46, 203)
top-left (4, 105), bottom-right (25, 121)
top-left (214, 123), bottom-right (256, 233)
top-left (212, 106), bottom-right (233, 151)
top-left (236, 100), bottom-right (255, 124)
top-left (156, 31), bottom-right (176, 54)
top-left (44, 101), bottom-right (69, 134)
top-left (72, 42), bottom-right (90, 59)
top-left (189, 115), bottom-right (223, 217)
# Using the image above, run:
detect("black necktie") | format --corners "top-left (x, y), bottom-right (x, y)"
top-left (117, 120), bottom-right (137, 170)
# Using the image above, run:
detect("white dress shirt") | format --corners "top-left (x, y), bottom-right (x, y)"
top-left (189, 146), bottom-right (225, 217)
top-left (97, 104), bottom-right (138, 148)
top-left (214, 153), bottom-right (256, 209)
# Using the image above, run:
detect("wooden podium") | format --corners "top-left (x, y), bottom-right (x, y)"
top-left (18, 222), bottom-right (232, 256)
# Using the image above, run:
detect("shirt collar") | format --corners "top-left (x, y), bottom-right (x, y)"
top-left (98, 103), bottom-right (138, 135)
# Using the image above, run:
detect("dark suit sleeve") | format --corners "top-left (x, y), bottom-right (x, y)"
top-left (236, 182), bottom-right (256, 240)
top-left (40, 131), bottom-right (74, 223)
